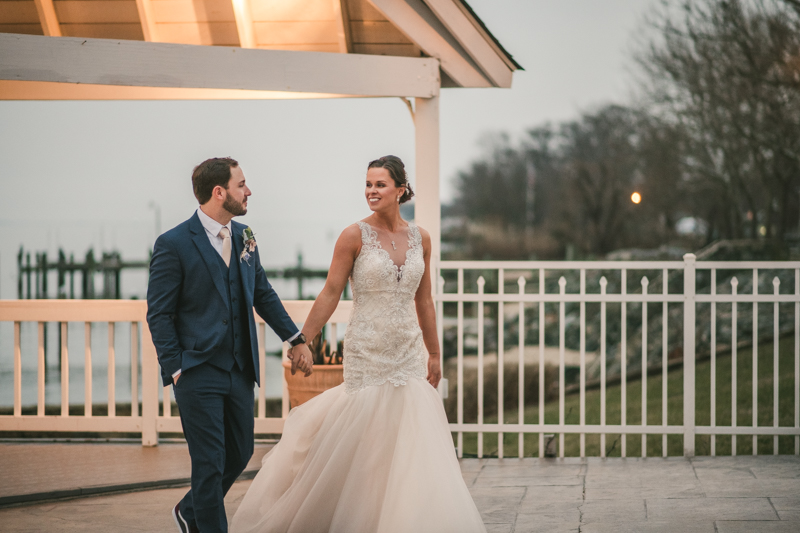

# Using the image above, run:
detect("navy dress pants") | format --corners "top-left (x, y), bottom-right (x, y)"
top-left (174, 362), bottom-right (254, 533)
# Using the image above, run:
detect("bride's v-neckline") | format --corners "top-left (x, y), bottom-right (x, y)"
top-left (362, 221), bottom-right (414, 280)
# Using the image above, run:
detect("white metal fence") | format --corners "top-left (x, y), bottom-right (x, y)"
top-left (1, 255), bottom-right (799, 457)
top-left (436, 255), bottom-right (800, 458)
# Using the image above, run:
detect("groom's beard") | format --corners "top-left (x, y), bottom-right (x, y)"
top-left (223, 194), bottom-right (247, 217)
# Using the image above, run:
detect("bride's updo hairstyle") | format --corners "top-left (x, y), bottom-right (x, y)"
top-left (367, 155), bottom-right (415, 204)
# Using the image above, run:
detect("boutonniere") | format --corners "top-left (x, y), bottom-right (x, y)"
top-left (240, 227), bottom-right (257, 265)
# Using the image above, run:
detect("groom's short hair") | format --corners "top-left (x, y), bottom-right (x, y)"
top-left (192, 157), bottom-right (239, 205)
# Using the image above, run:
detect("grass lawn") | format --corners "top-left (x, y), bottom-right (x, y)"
top-left (456, 336), bottom-right (798, 457)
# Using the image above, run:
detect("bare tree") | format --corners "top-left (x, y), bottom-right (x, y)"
top-left (450, 106), bottom-right (687, 258)
top-left (638, 0), bottom-right (800, 240)
top-left (554, 106), bottom-right (640, 255)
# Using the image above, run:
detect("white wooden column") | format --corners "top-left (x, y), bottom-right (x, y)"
top-left (414, 95), bottom-right (441, 265)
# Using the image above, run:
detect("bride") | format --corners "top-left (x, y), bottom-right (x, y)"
top-left (230, 156), bottom-right (486, 533)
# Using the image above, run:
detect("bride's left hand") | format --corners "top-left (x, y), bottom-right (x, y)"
top-left (426, 355), bottom-right (441, 389)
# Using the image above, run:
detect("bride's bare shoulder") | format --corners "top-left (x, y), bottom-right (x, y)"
top-left (342, 223), bottom-right (364, 239)
top-left (334, 224), bottom-right (363, 250)
top-left (413, 224), bottom-right (431, 243)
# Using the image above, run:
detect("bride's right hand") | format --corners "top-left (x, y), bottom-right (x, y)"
top-left (426, 355), bottom-right (441, 389)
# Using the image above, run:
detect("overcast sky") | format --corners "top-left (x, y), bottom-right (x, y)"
top-left (0, 0), bottom-right (657, 300)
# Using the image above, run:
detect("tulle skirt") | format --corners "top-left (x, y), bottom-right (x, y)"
top-left (230, 378), bottom-right (486, 533)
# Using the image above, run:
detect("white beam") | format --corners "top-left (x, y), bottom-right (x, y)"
top-left (424, 0), bottom-right (512, 87)
top-left (0, 80), bottom-right (353, 100)
top-left (134, 0), bottom-right (158, 42)
top-left (368, 0), bottom-right (490, 88)
top-left (332, 0), bottom-right (352, 54)
top-left (231, 0), bottom-right (256, 49)
top-left (33, 0), bottom-right (61, 37)
top-left (0, 33), bottom-right (440, 99)
top-left (414, 95), bottom-right (440, 264)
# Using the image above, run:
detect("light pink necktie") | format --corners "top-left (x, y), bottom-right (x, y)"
top-left (219, 227), bottom-right (231, 267)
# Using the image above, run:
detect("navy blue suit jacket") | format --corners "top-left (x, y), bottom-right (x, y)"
top-left (146, 212), bottom-right (298, 387)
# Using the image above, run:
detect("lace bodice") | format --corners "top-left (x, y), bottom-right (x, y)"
top-left (342, 221), bottom-right (428, 394)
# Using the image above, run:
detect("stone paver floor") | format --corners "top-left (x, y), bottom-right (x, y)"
top-left (1, 442), bottom-right (799, 532)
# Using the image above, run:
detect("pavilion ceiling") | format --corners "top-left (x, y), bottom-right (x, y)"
top-left (0, 0), bottom-right (519, 90)
top-left (1, 0), bottom-right (420, 53)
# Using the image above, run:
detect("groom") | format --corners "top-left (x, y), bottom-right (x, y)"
top-left (147, 157), bottom-right (313, 533)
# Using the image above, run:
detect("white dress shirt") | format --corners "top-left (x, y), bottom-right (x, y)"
top-left (196, 207), bottom-right (233, 261)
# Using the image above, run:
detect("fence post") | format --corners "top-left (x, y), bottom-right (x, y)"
top-left (683, 253), bottom-right (696, 457)
top-left (140, 315), bottom-right (159, 446)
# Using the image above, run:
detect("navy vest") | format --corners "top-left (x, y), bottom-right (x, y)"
top-left (205, 249), bottom-right (252, 374)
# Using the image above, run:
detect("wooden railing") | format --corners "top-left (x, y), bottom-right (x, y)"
top-left (0, 299), bottom-right (351, 445)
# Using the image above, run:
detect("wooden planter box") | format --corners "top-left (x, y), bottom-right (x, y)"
top-left (282, 361), bottom-right (344, 408)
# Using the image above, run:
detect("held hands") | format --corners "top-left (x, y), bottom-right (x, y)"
top-left (426, 353), bottom-right (441, 389)
top-left (288, 343), bottom-right (314, 377)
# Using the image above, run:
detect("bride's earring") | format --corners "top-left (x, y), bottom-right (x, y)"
top-left (397, 196), bottom-right (401, 203)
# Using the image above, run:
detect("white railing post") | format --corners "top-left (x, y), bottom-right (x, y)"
top-left (599, 276), bottom-right (607, 458)
top-left (517, 276), bottom-right (525, 459)
top-left (773, 277), bottom-right (780, 455)
top-left (497, 268), bottom-right (504, 459)
top-left (457, 269), bottom-right (464, 458)
top-left (752, 268), bottom-right (759, 455)
top-left (13, 322), bottom-right (21, 417)
top-left (60, 322), bottom-right (69, 417)
top-left (538, 269), bottom-right (545, 458)
top-left (732, 276), bottom-right (739, 456)
top-left (437, 275), bottom-right (446, 401)
top-left (710, 269), bottom-right (717, 456)
top-left (579, 269), bottom-right (586, 458)
top-left (641, 276), bottom-right (649, 458)
top-left (477, 276), bottom-right (485, 458)
top-left (558, 276), bottom-right (566, 458)
top-left (683, 253), bottom-right (697, 456)
top-left (140, 319), bottom-right (159, 446)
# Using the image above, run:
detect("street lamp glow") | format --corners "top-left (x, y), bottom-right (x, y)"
top-left (631, 192), bottom-right (642, 204)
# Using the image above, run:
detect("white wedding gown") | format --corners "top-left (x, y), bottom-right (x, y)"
top-left (230, 222), bottom-right (486, 533)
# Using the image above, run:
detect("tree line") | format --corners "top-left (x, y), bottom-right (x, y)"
top-left (448, 0), bottom-right (800, 259)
